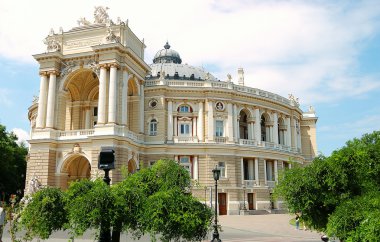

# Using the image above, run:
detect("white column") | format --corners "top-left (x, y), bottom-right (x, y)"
top-left (227, 103), bottom-right (233, 142)
top-left (286, 117), bottom-right (291, 146)
top-left (193, 156), bottom-right (198, 180)
top-left (167, 100), bottom-right (173, 140)
top-left (98, 66), bottom-right (107, 125)
top-left (46, 71), bottom-right (57, 128)
top-left (292, 118), bottom-right (297, 148)
top-left (207, 100), bottom-right (214, 141)
top-left (289, 163), bottom-right (292, 169)
top-left (250, 122), bottom-right (254, 140)
top-left (197, 101), bottom-right (204, 141)
top-left (36, 72), bottom-right (49, 128)
top-left (233, 104), bottom-right (238, 141)
top-left (248, 159), bottom-right (254, 180)
top-left (174, 116), bottom-right (178, 136)
top-left (297, 120), bottom-right (302, 151)
top-left (264, 159), bottom-right (267, 185)
top-left (274, 160), bottom-right (278, 182)
top-left (240, 158), bottom-right (244, 185)
top-left (254, 158), bottom-right (259, 184)
top-left (108, 65), bottom-right (118, 124)
top-left (85, 108), bottom-right (91, 129)
top-left (273, 112), bottom-right (278, 144)
top-left (193, 117), bottom-right (197, 137)
top-left (139, 81), bottom-right (145, 133)
top-left (121, 69), bottom-right (129, 126)
top-left (254, 108), bottom-right (261, 141)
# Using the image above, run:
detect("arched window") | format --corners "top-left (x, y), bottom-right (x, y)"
top-left (178, 105), bottom-right (191, 113)
top-left (149, 119), bottom-right (157, 136)
top-left (261, 115), bottom-right (266, 141)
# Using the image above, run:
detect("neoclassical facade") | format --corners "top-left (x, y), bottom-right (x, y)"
top-left (26, 8), bottom-right (317, 215)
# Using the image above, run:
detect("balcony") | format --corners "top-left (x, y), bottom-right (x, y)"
top-left (239, 139), bottom-right (299, 153)
top-left (173, 136), bottom-right (199, 143)
top-left (243, 180), bottom-right (258, 188)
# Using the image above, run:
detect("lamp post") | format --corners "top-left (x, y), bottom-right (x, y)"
top-left (98, 147), bottom-right (115, 242)
top-left (211, 165), bottom-right (222, 242)
top-left (242, 185), bottom-right (247, 210)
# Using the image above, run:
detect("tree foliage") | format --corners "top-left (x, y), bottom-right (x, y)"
top-left (275, 131), bottom-right (380, 241)
top-left (16, 159), bottom-right (213, 241)
top-left (0, 124), bottom-right (28, 200)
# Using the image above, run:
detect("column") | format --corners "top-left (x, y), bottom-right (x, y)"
top-left (292, 118), bottom-right (297, 148)
top-left (233, 104), bottom-right (238, 141)
top-left (254, 158), bottom-right (259, 184)
top-left (167, 100), bottom-right (173, 140)
top-left (174, 116), bottom-right (178, 136)
top-left (263, 159), bottom-right (267, 185)
top-left (240, 158), bottom-right (244, 185)
top-left (197, 101), bottom-right (204, 141)
top-left (286, 117), bottom-right (291, 146)
top-left (139, 80), bottom-right (145, 133)
top-left (108, 65), bottom-right (118, 124)
top-left (193, 117), bottom-right (197, 137)
top-left (207, 100), bottom-right (214, 141)
top-left (193, 156), bottom-right (198, 180)
top-left (97, 65), bottom-right (107, 124)
top-left (274, 160), bottom-right (278, 182)
top-left (36, 72), bottom-right (49, 128)
top-left (273, 112), bottom-right (278, 144)
top-left (46, 71), bottom-right (57, 128)
top-left (248, 159), bottom-right (254, 180)
top-left (250, 122), bottom-right (254, 140)
top-left (227, 103), bottom-right (233, 142)
top-left (254, 108), bottom-right (261, 141)
top-left (297, 120), bottom-right (302, 151)
top-left (84, 108), bottom-right (91, 129)
top-left (121, 69), bottom-right (129, 126)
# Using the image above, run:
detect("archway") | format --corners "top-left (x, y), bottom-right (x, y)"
top-left (239, 110), bottom-right (249, 139)
top-left (127, 77), bottom-right (140, 132)
top-left (60, 155), bottom-right (91, 189)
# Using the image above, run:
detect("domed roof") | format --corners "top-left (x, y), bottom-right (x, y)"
top-left (153, 42), bottom-right (182, 64)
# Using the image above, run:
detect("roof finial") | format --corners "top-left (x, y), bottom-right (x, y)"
top-left (164, 41), bottom-right (170, 49)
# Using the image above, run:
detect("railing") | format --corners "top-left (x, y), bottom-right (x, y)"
top-left (173, 136), bottom-right (198, 143)
top-left (145, 79), bottom-right (296, 107)
top-left (58, 129), bottom-right (94, 138)
top-left (239, 139), bottom-right (299, 153)
top-left (244, 180), bottom-right (258, 187)
top-left (267, 181), bottom-right (276, 188)
top-left (214, 136), bottom-right (227, 143)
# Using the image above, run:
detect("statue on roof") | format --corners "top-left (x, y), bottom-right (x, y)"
top-left (77, 17), bottom-right (91, 26)
top-left (94, 6), bottom-right (110, 24)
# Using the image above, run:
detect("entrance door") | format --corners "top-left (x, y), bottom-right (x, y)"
top-left (218, 193), bottom-right (227, 215)
top-left (248, 193), bottom-right (256, 210)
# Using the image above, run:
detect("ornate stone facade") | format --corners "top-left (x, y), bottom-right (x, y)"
top-left (27, 8), bottom-right (317, 215)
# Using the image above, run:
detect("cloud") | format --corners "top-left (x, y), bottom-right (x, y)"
top-left (12, 128), bottom-right (30, 146)
top-left (0, 0), bottom-right (379, 105)
top-left (0, 88), bottom-right (12, 106)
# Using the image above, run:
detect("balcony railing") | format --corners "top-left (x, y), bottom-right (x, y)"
top-left (243, 180), bottom-right (258, 187)
top-left (173, 136), bottom-right (198, 143)
top-left (239, 139), bottom-right (299, 153)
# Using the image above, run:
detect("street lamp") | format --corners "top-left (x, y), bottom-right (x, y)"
top-left (98, 147), bottom-right (115, 242)
top-left (242, 185), bottom-right (247, 210)
top-left (211, 165), bottom-right (222, 242)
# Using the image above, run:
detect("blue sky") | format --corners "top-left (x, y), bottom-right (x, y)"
top-left (0, 0), bottom-right (379, 155)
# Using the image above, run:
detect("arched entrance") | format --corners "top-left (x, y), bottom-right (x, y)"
top-left (60, 155), bottom-right (91, 189)
top-left (239, 110), bottom-right (249, 139)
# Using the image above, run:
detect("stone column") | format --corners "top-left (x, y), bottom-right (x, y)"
top-left (273, 112), bottom-right (278, 144)
top-left (254, 158), bottom-right (259, 184)
top-left (121, 69), bottom-right (129, 126)
top-left (286, 117), bottom-right (291, 146)
top-left (240, 158), bottom-right (244, 185)
top-left (46, 71), bottom-right (57, 128)
top-left (207, 100), bottom-right (214, 141)
top-left (174, 115), bottom-right (178, 136)
top-left (193, 117), bottom-right (197, 137)
top-left (167, 100), bottom-right (173, 141)
top-left (227, 103), bottom-right (233, 142)
top-left (193, 156), bottom-right (198, 180)
top-left (292, 117), bottom-right (297, 148)
top-left (139, 80), bottom-right (145, 133)
top-left (274, 160), bottom-right (278, 182)
top-left (97, 65), bottom-right (107, 125)
top-left (108, 64), bottom-right (118, 124)
top-left (297, 120), bottom-right (302, 151)
top-left (36, 72), bottom-right (49, 128)
top-left (197, 101), bottom-right (204, 141)
top-left (254, 108), bottom-right (261, 141)
top-left (84, 107), bottom-right (91, 129)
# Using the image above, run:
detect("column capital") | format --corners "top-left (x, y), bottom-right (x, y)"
top-left (138, 79), bottom-right (145, 85)
top-left (166, 98), bottom-right (174, 102)
top-left (98, 63), bottom-right (109, 69)
top-left (109, 63), bottom-right (120, 69)
top-left (39, 71), bottom-right (49, 77)
top-left (47, 70), bottom-right (60, 76)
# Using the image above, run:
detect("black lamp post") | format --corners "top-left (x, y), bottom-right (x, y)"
top-left (242, 185), bottom-right (247, 210)
top-left (98, 147), bottom-right (115, 242)
top-left (211, 165), bottom-right (222, 242)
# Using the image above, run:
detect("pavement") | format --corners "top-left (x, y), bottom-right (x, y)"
top-left (2, 214), bottom-right (323, 242)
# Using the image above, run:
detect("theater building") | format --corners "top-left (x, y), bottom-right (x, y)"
top-left (26, 7), bottom-right (317, 215)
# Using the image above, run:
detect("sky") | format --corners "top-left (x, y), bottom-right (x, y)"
top-left (0, 0), bottom-right (379, 155)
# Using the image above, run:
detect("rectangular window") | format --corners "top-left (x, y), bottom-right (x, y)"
top-left (149, 120), bottom-right (157, 136)
top-left (179, 156), bottom-right (192, 178)
top-left (266, 161), bottom-right (274, 181)
top-left (218, 161), bottom-right (226, 178)
top-left (180, 124), bottom-right (190, 135)
top-left (149, 161), bottom-right (156, 167)
top-left (215, 120), bottom-right (224, 137)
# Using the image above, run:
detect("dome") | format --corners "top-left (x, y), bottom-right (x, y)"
top-left (148, 42), bottom-right (218, 81)
top-left (153, 42), bottom-right (182, 64)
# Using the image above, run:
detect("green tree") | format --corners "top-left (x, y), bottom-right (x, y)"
top-left (275, 131), bottom-right (380, 241)
top-left (0, 124), bottom-right (28, 201)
